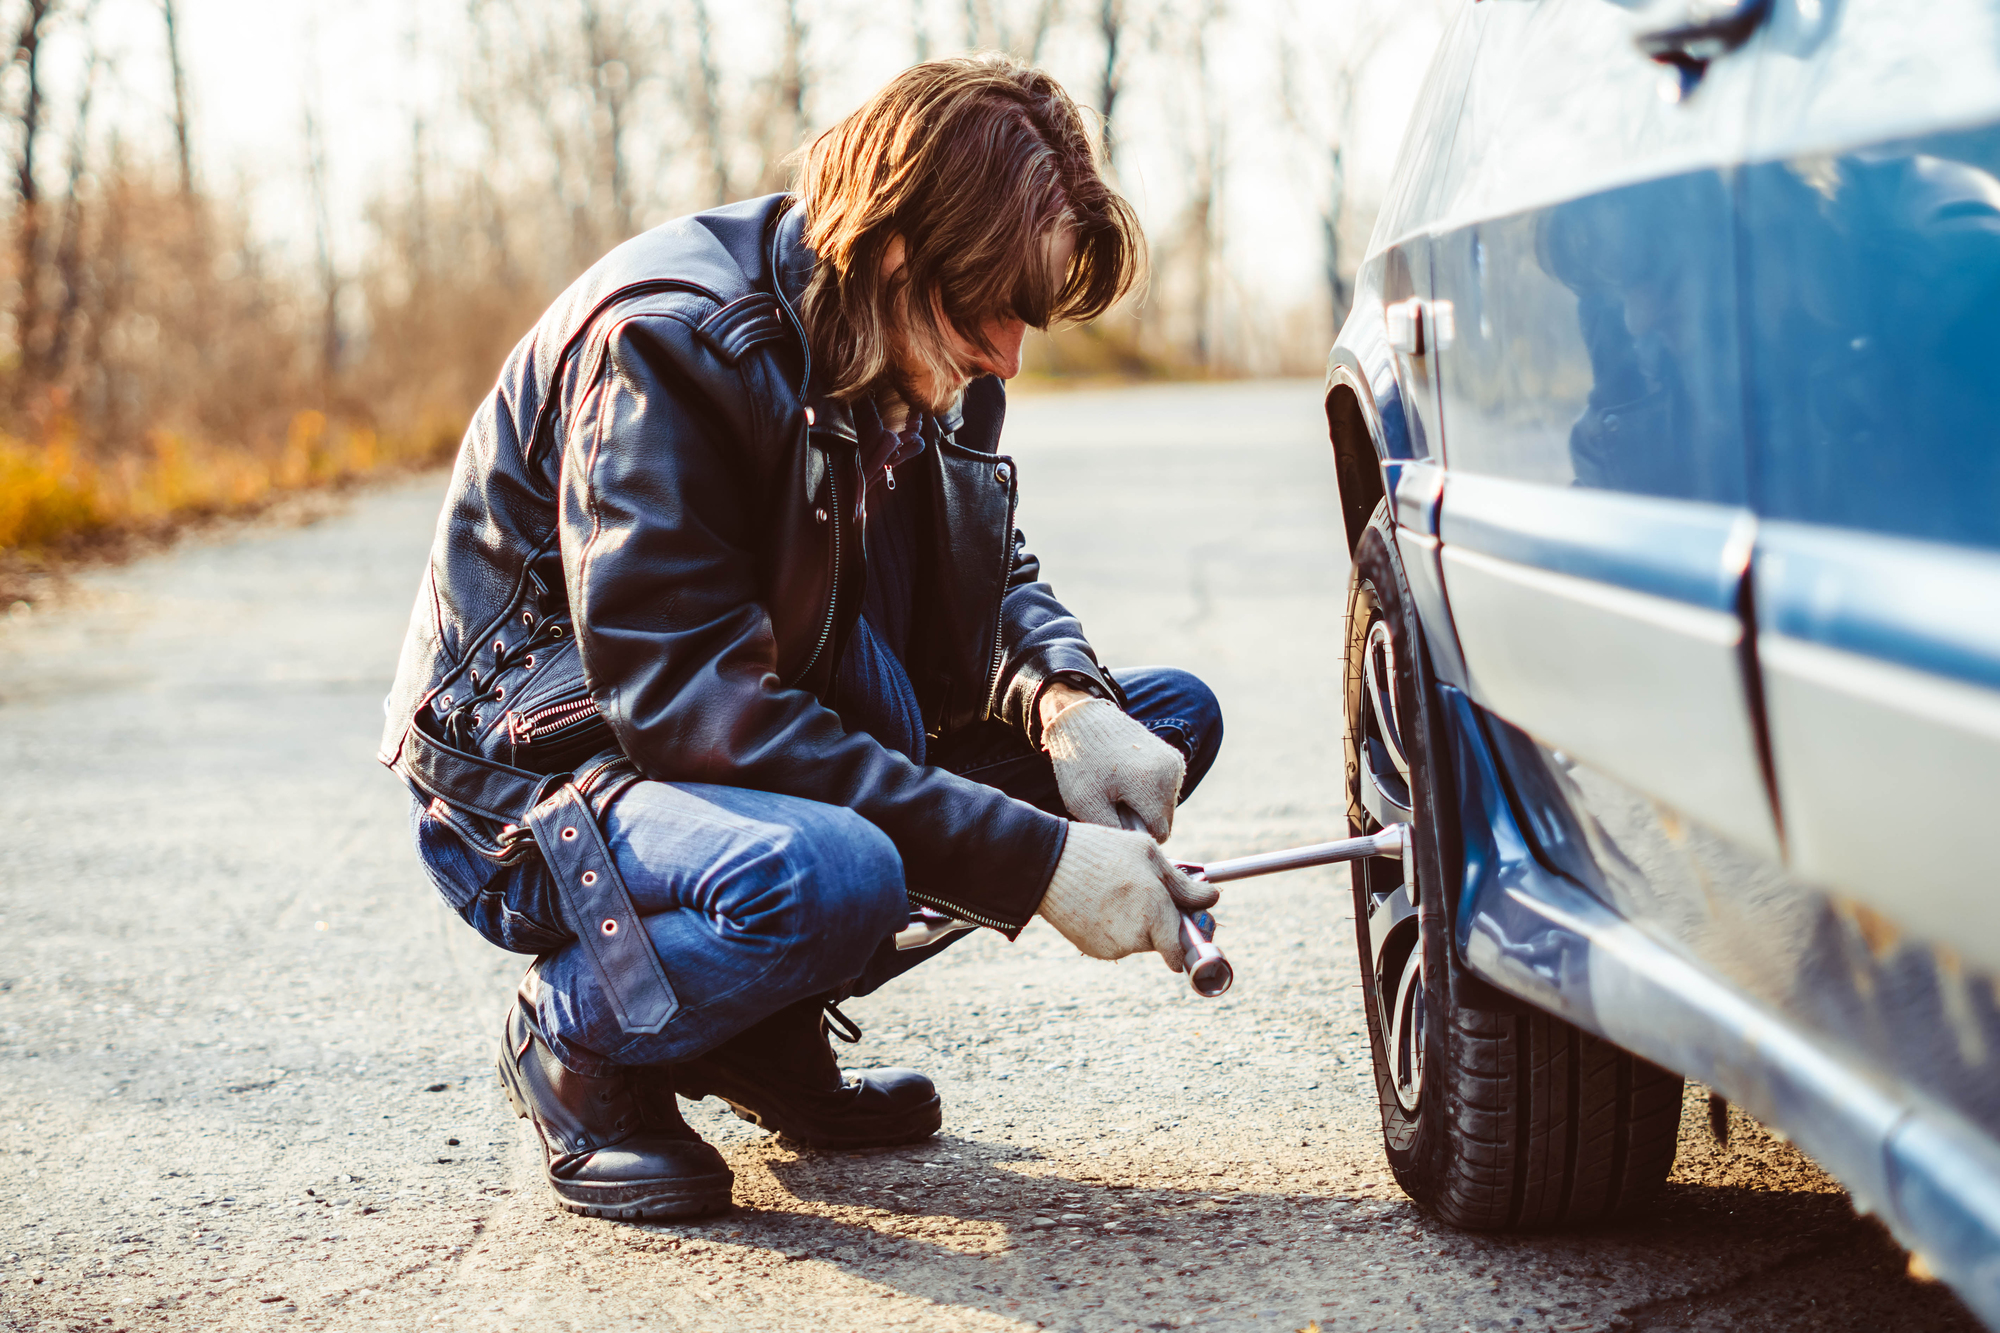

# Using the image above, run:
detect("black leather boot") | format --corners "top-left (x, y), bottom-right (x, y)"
top-left (666, 999), bottom-right (942, 1149)
top-left (497, 986), bottom-right (733, 1220)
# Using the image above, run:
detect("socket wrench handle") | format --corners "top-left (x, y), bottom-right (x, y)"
top-left (1193, 824), bottom-right (1410, 885)
top-left (1179, 909), bottom-right (1233, 998)
top-left (1115, 805), bottom-right (1232, 998)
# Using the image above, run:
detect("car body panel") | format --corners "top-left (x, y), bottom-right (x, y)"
top-left (1435, 476), bottom-right (1776, 854)
top-left (1757, 524), bottom-right (2000, 976)
top-left (1325, 0), bottom-right (2000, 1317)
top-left (1391, 461), bottom-right (1472, 694)
top-left (1734, 0), bottom-right (2000, 1001)
top-left (1474, 693), bottom-right (2000, 1136)
top-left (1439, 684), bottom-right (2000, 1321)
top-left (1410, 0), bottom-right (1779, 864)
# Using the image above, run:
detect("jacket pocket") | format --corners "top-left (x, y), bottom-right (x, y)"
top-left (506, 686), bottom-right (616, 774)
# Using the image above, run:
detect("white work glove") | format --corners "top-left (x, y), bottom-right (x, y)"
top-left (1042, 697), bottom-right (1186, 842)
top-left (1036, 822), bottom-right (1219, 972)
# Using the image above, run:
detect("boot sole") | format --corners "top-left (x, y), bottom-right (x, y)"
top-left (498, 1036), bottom-right (734, 1221)
top-left (721, 1092), bottom-right (943, 1150)
top-left (548, 1179), bottom-right (734, 1221)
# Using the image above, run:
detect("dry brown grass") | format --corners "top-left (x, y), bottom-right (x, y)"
top-left (0, 409), bottom-right (462, 556)
top-left (0, 164), bottom-right (495, 574)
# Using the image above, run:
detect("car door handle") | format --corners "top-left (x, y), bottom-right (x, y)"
top-left (1635, 0), bottom-right (1771, 70)
top-left (1386, 298), bottom-right (1455, 357)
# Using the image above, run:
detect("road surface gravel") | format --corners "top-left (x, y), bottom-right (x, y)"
top-left (0, 381), bottom-right (1978, 1333)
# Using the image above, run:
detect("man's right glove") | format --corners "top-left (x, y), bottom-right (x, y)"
top-left (1035, 822), bottom-right (1221, 972)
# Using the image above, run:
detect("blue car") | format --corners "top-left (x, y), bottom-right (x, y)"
top-left (1326, 0), bottom-right (2000, 1322)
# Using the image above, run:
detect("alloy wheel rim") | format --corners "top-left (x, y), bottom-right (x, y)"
top-left (1357, 589), bottom-right (1425, 1115)
top-left (1388, 934), bottom-right (1427, 1111)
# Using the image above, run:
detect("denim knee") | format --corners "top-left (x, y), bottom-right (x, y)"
top-left (536, 790), bottom-right (910, 1070)
top-left (756, 802), bottom-right (909, 955)
top-left (1114, 665), bottom-right (1225, 797)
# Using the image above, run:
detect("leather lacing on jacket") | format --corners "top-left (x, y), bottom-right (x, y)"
top-left (439, 608), bottom-right (573, 751)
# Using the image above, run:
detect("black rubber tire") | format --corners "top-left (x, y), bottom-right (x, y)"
top-left (1344, 500), bottom-right (1682, 1230)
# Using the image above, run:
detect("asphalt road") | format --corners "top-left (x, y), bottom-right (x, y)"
top-left (0, 380), bottom-right (1979, 1333)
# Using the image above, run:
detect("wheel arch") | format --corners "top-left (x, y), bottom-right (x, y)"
top-left (1325, 342), bottom-right (1407, 558)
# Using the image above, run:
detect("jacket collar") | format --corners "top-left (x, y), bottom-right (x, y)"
top-left (773, 199), bottom-right (815, 320)
top-left (808, 396), bottom-right (859, 446)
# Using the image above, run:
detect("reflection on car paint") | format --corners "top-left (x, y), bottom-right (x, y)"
top-left (1480, 703), bottom-right (2000, 1142)
top-left (1743, 133), bottom-right (2000, 550)
top-left (1330, 0), bottom-right (2000, 1315)
top-left (1435, 171), bottom-right (1750, 504)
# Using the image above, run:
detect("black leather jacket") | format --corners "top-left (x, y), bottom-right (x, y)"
top-left (379, 194), bottom-right (1118, 934)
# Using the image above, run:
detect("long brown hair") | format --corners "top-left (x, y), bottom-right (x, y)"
top-left (794, 55), bottom-right (1143, 402)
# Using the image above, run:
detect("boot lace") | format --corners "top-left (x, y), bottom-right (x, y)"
top-left (821, 1001), bottom-right (863, 1044)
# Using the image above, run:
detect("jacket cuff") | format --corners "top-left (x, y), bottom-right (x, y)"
top-left (1007, 647), bottom-right (1125, 748)
top-left (905, 802), bottom-right (1067, 939)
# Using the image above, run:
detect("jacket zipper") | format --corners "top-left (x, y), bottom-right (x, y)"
top-left (789, 464), bottom-right (841, 687)
top-left (769, 205), bottom-right (834, 690)
top-left (921, 469), bottom-right (1031, 935)
top-left (517, 694), bottom-right (601, 743)
top-left (907, 889), bottom-right (1013, 933)
top-left (980, 465), bottom-right (1019, 719)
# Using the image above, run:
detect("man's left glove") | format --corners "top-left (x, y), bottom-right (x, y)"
top-left (1042, 697), bottom-right (1186, 842)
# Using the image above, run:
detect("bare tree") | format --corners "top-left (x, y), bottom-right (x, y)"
top-left (687, 0), bottom-right (731, 203)
top-left (302, 46), bottom-right (340, 400)
top-left (1096, 0), bottom-right (1127, 168)
top-left (511, 0), bottom-right (596, 263)
top-left (405, 19), bottom-right (428, 276)
top-left (1008, 0), bottom-right (1061, 60)
top-left (161, 0), bottom-right (193, 195)
top-left (11, 0), bottom-right (58, 389)
top-left (580, 0), bottom-right (637, 238)
top-left (752, 0), bottom-right (809, 194)
top-left (1277, 0), bottom-right (1427, 331)
top-left (963, 0), bottom-right (1060, 60)
top-left (45, 13), bottom-right (96, 379)
top-left (1183, 2), bottom-right (1222, 366)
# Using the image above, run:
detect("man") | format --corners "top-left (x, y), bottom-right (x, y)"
top-left (382, 55), bottom-right (1223, 1220)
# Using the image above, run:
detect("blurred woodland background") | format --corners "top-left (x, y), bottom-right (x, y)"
top-left (0, 0), bottom-right (1445, 562)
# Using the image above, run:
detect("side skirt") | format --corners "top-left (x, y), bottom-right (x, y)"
top-left (1436, 684), bottom-right (2000, 1325)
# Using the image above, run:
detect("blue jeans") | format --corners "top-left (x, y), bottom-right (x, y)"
top-left (411, 666), bottom-right (1222, 1074)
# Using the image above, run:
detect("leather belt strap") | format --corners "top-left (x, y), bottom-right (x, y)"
top-left (398, 720), bottom-right (678, 1036)
top-left (527, 781), bottom-right (679, 1036)
top-left (401, 720), bottom-right (544, 822)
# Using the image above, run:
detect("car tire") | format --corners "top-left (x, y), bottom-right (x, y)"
top-left (1344, 500), bottom-right (1683, 1229)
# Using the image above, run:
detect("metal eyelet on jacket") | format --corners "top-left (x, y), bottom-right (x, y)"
top-left (995, 462), bottom-right (1011, 483)
top-left (435, 606), bottom-right (573, 749)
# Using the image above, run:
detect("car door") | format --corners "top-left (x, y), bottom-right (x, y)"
top-left (1422, 0), bottom-right (1781, 861)
top-left (1738, 0), bottom-right (2000, 974)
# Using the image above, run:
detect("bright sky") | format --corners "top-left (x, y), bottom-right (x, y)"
top-left (50, 0), bottom-right (1445, 312)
